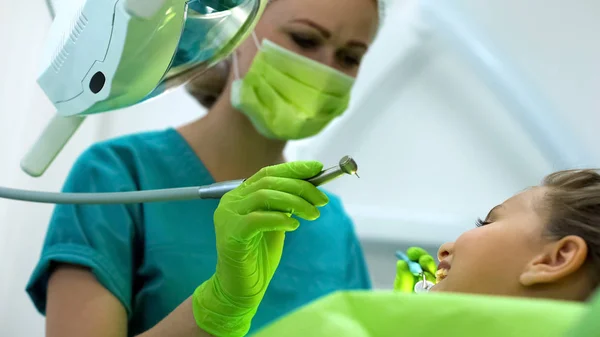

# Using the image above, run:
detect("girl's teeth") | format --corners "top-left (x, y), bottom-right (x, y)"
top-left (436, 269), bottom-right (448, 283)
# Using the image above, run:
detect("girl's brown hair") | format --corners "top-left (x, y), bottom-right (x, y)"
top-left (542, 169), bottom-right (600, 285)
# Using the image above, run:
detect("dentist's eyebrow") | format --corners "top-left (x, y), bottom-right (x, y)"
top-left (290, 19), bottom-right (331, 38)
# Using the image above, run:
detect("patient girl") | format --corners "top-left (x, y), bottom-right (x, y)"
top-left (432, 169), bottom-right (600, 302)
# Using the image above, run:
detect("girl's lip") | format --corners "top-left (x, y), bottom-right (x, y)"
top-left (438, 260), bottom-right (451, 271)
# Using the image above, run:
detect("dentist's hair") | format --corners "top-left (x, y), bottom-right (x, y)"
top-left (542, 169), bottom-right (600, 284)
top-left (184, 0), bottom-right (290, 109)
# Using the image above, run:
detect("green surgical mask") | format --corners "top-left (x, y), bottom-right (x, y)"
top-left (231, 34), bottom-right (355, 140)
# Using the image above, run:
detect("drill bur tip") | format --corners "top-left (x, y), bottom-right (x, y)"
top-left (339, 155), bottom-right (358, 175)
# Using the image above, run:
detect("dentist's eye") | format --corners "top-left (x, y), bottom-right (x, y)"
top-left (337, 51), bottom-right (361, 68)
top-left (291, 33), bottom-right (320, 49)
top-left (475, 218), bottom-right (491, 227)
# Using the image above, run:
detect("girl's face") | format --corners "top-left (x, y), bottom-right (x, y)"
top-left (432, 187), bottom-right (593, 301)
top-left (432, 188), bottom-right (548, 296)
top-left (232, 0), bottom-right (379, 80)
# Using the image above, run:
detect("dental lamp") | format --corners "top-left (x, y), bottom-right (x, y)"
top-left (21, 0), bottom-right (268, 177)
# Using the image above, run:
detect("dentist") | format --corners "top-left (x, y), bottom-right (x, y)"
top-left (26, 0), bottom-right (381, 336)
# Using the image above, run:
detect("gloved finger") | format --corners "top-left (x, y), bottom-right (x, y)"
top-left (238, 176), bottom-right (329, 207)
top-left (424, 271), bottom-right (436, 284)
top-left (243, 161), bottom-right (324, 186)
top-left (407, 247), bottom-right (430, 262)
top-left (236, 189), bottom-right (320, 220)
top-left (239, 211), bottom-right (300, 238)
top-left (418, 254), bottom-right (437, 275)
top-left (394, 260), bottom-right (416, 293)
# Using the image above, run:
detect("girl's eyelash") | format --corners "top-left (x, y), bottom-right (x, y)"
top-left (475, 218), bottom-right (490, 227)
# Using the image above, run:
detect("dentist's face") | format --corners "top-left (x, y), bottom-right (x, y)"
top-left (186, 0), bottom-right (378, 108)
top-left (432, 188), bottom-right (548, 296)
top-left (232, 0), bottom-right (379, 80)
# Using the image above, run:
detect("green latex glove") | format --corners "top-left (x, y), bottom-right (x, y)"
top-left (393, 247), bottom-right (437, 293)
top-left (192, 161), bottom-right (329, 337)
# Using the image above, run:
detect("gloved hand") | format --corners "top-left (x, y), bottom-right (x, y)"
top-left (393, 247), bottom-right (437, 293)
top-left (192, 161), bottom-right (329, 337)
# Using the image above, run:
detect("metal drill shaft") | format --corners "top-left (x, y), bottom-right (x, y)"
top-left (197, 155), bottom-right (358, 199)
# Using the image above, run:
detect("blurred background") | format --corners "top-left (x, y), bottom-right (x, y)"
top-left (0, 0), bottom-right (598, 335)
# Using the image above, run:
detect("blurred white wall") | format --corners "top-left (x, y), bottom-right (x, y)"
top-left (0, 0), bottom-right (599, 335)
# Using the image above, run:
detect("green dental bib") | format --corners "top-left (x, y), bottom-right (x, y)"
top-left (251, 291), bottom-right (585, 337)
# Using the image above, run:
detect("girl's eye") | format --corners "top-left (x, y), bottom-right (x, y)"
top-left (291, 33), bottom-right (320, 49)
top-left (475, 218), bottom-right (491, 227)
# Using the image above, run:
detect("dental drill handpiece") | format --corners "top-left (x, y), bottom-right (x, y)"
top-left (0, 156), bottom-right (359, 204)
top-left (197, 155), bottom-right (359, 199)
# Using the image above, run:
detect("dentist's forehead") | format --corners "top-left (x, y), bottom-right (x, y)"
top-left (265, 0), bottom-right (379, 40)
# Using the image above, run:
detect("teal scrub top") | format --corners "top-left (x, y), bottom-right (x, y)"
top-left (26, 128), bottom-right (371, 336)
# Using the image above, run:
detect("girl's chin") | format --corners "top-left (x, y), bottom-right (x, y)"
top-left (429, 280), bottom-right (447, 292)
